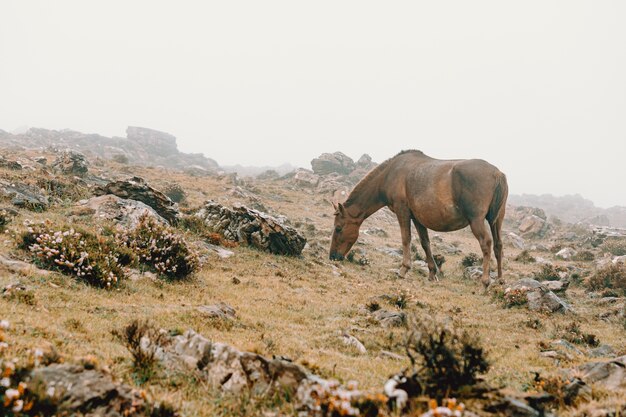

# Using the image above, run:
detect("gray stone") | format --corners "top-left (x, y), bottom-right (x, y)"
top-left (0, 180), bottom-right (49, 210)
top-left (577, 356), bottom-right (626, 390)
top-left (310, 152), bottom-right (355, 175)
top-left (197, 303), bottom-right (237, 321)
top-left (51, 150), bottom-right (89, 176)
top-left (544, 280), bottom-right (569, 293)
top-left (371, 310), bottom-right (406, 328)
top-left (589, 345), bottom-right (616, 358)
top-left (76, 194), bottom-right (168, 229)
top-left (506, 279), bottom-right (570, 313)
top-left (293, 168), bottom-right (320, 187)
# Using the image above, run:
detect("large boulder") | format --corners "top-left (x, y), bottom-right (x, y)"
top-left (576, 356), bottom-right (626, 391)
top-left (293, 168), bottom-right (320, 188)
top-left (75, 195), bottom-right (168, 229)
top-left (195, 201), bottom-right (306, 256)
top-left (311, 152), bottom-right (356, 175)
top-left (94, 177), bottom-right (179, 224)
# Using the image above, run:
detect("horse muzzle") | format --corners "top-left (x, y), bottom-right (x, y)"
top-left (329, 251), bottom-right (344, 261)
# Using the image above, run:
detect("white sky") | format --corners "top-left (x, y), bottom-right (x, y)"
top-left (1, 1), bottom-right (625, 207)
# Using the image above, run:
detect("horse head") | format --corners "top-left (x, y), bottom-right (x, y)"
top-left (329, 202), bottom-right (360, 261)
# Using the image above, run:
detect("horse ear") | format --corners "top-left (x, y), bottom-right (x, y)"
top-left (337, 203), bottom-right (345, 215)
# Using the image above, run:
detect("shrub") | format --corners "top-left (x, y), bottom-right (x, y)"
top-left (601, 238), bottom-right (626, 256)
top-left (503, 288), bottom-right (529, 307)
top-left (116, 319), bottom-right (166, 385)
top-left (515, 250), bottom-right (536, 264)
top-left (112, 154), bottom-right (129, 164)
top-left (586, 264), bottom-right (626, 295)
top-left (461, 253), bottom-right (480, 268)
top-left (572, 250), bottom-right (595, 262)
top-left (19, 221), bottom-right (128, 288)
top-left (118, 214), bottom-right (199, 279)
top-left (560, 322), bottom-right (599, 347)
top-left (533, 264), bottom-right (566, 281)
top-left (163, 183), bottom-right (186, 204)
top-left (404, 315), bottom-right (489, 399)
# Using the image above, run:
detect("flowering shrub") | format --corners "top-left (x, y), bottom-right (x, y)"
top-left (420, 398), bottom-right (466, 417)
top-left (118, 214), bottom-right (199, 279)
top-left (503, 287), bottom-right (529, 307)
top-left (19, 221), bottom-right (128, 288)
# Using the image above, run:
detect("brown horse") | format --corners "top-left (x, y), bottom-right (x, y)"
top-left (329, 150), bottom-right (508, 287)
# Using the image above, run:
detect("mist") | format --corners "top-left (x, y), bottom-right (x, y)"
top-left (1, 1), bottom-right (624, 207)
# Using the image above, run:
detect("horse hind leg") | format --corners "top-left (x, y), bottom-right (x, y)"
top-left (489, 216), bottom-right (504, 279)
top-left (469, 218), bottom-right (493, 288)
top-left (414, 220), bottom-right (440, 281)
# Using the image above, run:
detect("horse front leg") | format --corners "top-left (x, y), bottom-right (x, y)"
top-left (414, 221), bottom-right (440, 281)
top-left (395, 208), bottom-right (412, 278)
top-left (469, 218), bottom-right (493, 288)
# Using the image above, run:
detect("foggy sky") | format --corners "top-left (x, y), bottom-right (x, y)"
top-left (1, 1), bottom-right (625, 207)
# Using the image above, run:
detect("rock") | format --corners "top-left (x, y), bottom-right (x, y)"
top-left (464, 266), bottom-right (497, 281)
top-left (126, 126), bottom-right (178, 157)
top-left (76, 195), bottom-right (169, 229)
top-left (0, 207), bottom-right (17, 226)
top-left (437, 242), bottom-right (462, 255)
top-left (371, 310), bottom-right (406, 328)
top-left (51, 150), bottom-right (89, 176)
top-left (544, 280), bottom-right (569, 293)
top-left (506, 279), bottom-right (570, 313)
top-left (341, 333), bottom-right (367, 354)
top-left (589, 345), bottom-right (616, 358)
top-left (311, 152), bottom-right (356, 175)
top-left (200, 242), bottom-right (235, 259)
top-left (613, 255), bottom-right (626, 265)
top-left (29, 363), bottom-right (162, 416)
top-left (378, 350), bottom-right (404, 361)
top-left (0, 156), bottom-right (23, 170)
top-left (293, 169), bottom-right (320, 187)
top-left (0, 180), bottom-right (49, 210)
top-left (519, 215), bottom-right (549, 238)
top-left (0, 254), bottom-right (52, 277)
top-left (507, 232), bottom-right (526, 250)
top-left (556, 247), bottom-right (576, 260)
top-left (196, 303), bottom-right (236, 321)
top-left (356, 154), bottom-right (377, 170)
top-left (94, 176), bottom-right (179, 223)
top-left (577, 356), bottom-right (626, 390)
top-left (485, 396), bottom-right (542, 417)
top-left (195, 201), bottom-right (306, 256)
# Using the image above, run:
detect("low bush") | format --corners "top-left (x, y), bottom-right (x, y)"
top-left (118, 214), bottom-right (199, 280)
top-left (601, 238), bottom-right (626, 256)
top-left (533, 264), bottom-right (566, 281)
top-left (461, 253), bottom-right (480, 268)
top-left (586, 263), bottom-right (626, 295)
top-left (19, 221), bottom-right (129, 288)
top-left (514, 250), bottom-right (536, 264)
top-left (404, 315), bottom-right (489, 399)
top-left (163, 183), bottom-right (186, 204)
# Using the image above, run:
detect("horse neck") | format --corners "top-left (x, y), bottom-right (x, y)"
top-left (344, 173), bottom-right (386, 222)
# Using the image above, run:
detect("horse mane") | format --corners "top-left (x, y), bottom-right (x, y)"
top-left (344, 150), bottom-right (424, 207)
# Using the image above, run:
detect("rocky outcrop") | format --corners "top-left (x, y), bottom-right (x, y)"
top-left (311, 152), bottom-right (356, 175)
top-left (195, 201), bottom-right (306, 256)
top-left (94, 177), bottom-right (179, 224)
top-left (505, 278), bottom-right (570, 313)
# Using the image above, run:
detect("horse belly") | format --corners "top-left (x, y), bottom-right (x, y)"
top-left (412, 202), bottom-right (468, 232)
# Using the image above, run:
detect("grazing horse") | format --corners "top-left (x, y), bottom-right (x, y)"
top-left (329, 150), bottom-right (508, 287)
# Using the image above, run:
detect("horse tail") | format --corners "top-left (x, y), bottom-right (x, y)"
top-left (487, 171), bottom-right (508, 224)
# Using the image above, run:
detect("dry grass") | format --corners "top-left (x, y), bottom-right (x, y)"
top-left (1, 158), bottom-right (625, 416)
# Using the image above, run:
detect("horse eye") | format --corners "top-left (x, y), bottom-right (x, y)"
top-left (335, 226), bottom-right (342, 233)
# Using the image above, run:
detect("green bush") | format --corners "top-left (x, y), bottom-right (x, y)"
top-left (118, 214), bottom-right (199, 279)
top-left (19, 221), bottom-right (129, 288)
top-left (586, 263), bottom-right (626, 296)
top-left (533, 264), bottom-right (566, 281)
top-left (514, 250), bottom-right (536, 264)
top-left (461, 253), bottom-right (480, 268)
top-left (163, 183), bottom-right (186, 204)
top-left (601, 238), bottom-right (626, 256)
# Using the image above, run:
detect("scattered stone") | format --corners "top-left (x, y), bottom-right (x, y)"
top-left (196, 303), bottom-right (237, 321)
top-left (341, 332), bottom-right (367, 354)
top-left (51, 150), bottom-right (89, 176)
top-left (94, 176), bottom-right (179, 223)
top-left (463, 266), bottom-right (497, 281)
top-left (0, 156), bottom-right (23, 170)
top-left (378, 350), bottom-right (404, 361)
top-left (507, 232), bottom-right (526, 250)
top-left (75, 195), bottom-right (168, 229)
top-left (311, 152), bottom-right (356, 176)
top-left (371, 310), bottom-right (406, 328)
top-left (518, 214), bottom-right (549, 238)
top-left (201, 242), bottom-right (235, 259)
top-left (194, 201), bottom-right (306, 256)
top-left (377, 246), bottom-right (403, 258)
